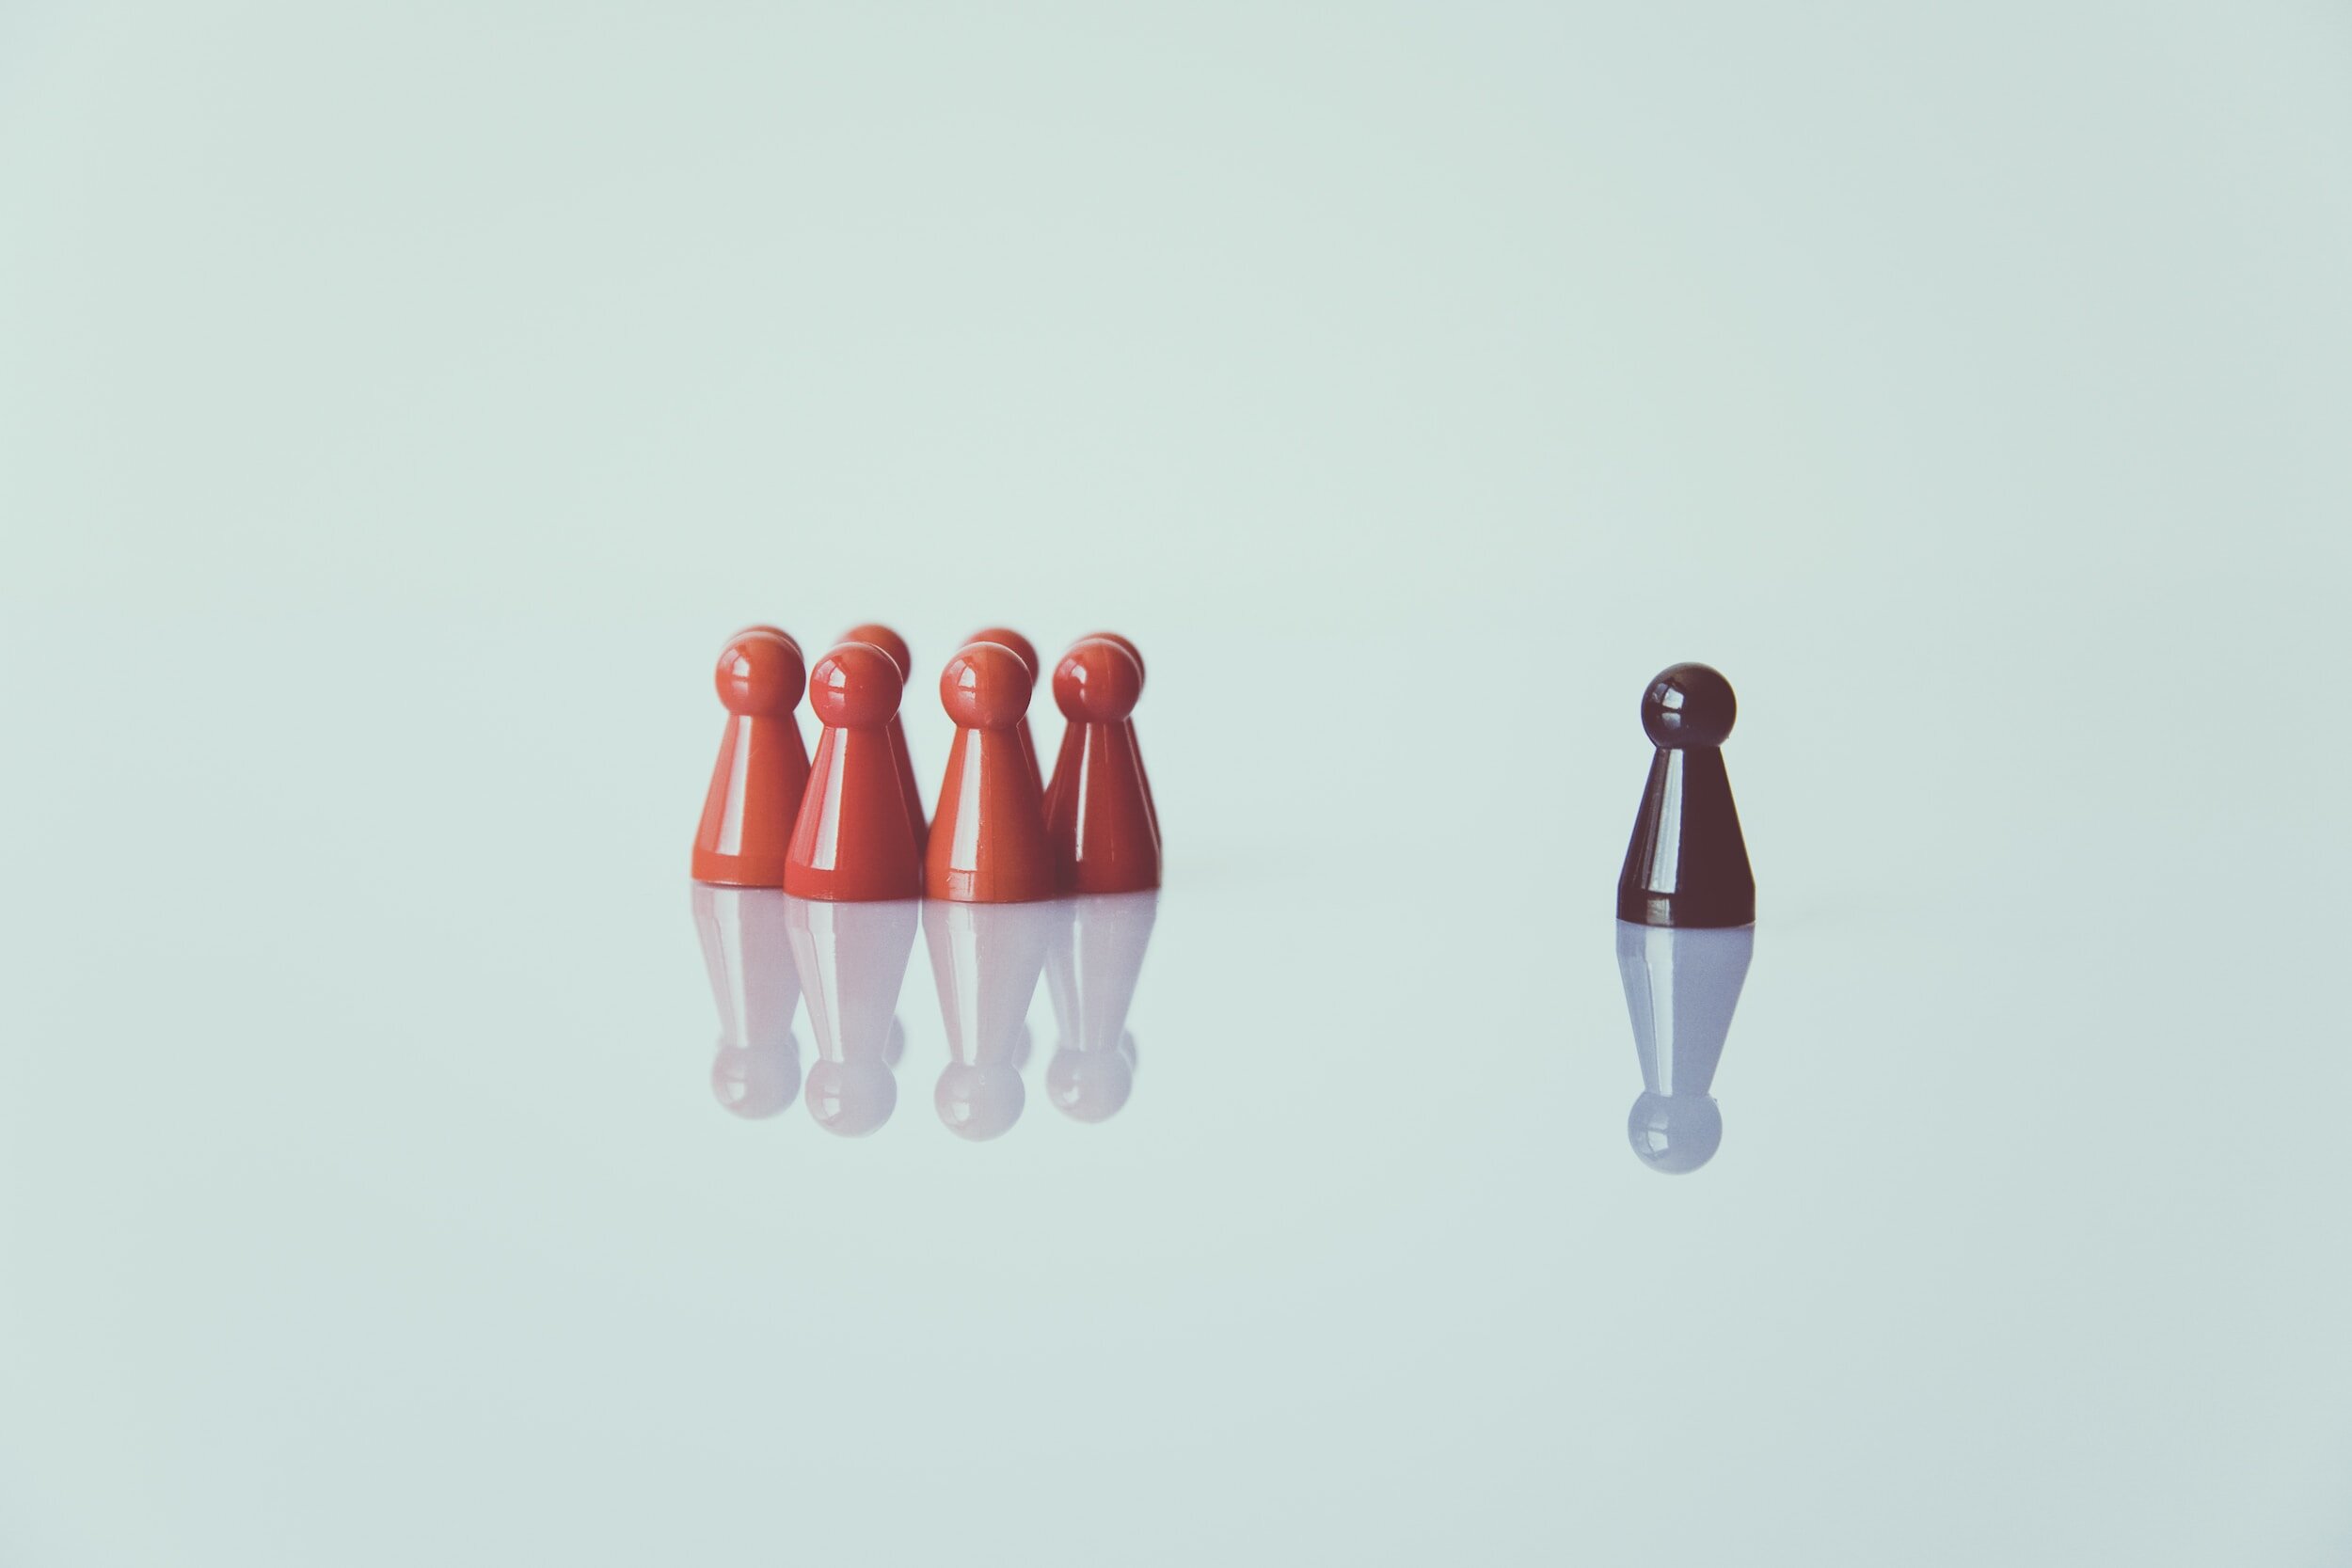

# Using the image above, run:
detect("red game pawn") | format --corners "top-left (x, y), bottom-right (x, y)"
top-left (927, 641), bottom-right (1057, 902)
top-left (731, 624), bottom-right (802, 657)
top-left (1080, 629), bottom-right (1145, 684)
top-left (968, 626), bottom-right (1045, 795)
top-left (784, 641), bottom-right (925, 901)
top-left (840, 623), bottom-right (928, 861)
top-left (1074, 629), bottom-right (1157, 839)
top-left (1044, 637), bottom-right (1161, 894)
top-left (691, 629), bottom-right (809, 887)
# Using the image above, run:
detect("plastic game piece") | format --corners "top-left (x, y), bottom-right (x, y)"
top-left (786, 894), bottom-right (916, 1136)
top-left (924, 898), bottom-right (1057, 1140)
top-left (1078, 630), bottom-right (1146, 689)
top-left (1043, 890), bottom-right (1158, 1123)
top-left (731, 624), bottom-right (802, 658)
top-left (784, 641), bottom-right (926, 901)
top-left (1617, 662), bottom-right (1754, 927)
top-left (968, 626), bottom-right (1045, 794)
top-left (692, 883), bottom-right (803, 1118)
top-left (1044, 637), bottom-right (1161, 894)
top-left (1076, 629), bottom-right (1157, 836)
top-left (967, 626), bottom-right (1040, 678)
top-left (691, 629), bottom-right (810, 887)
top-left (927, 641), bottom-right (1057, 903)
top-left (1618, 921), bottom-right (1753, 1174)
top-left (840, 623), bottom-right (929, 859)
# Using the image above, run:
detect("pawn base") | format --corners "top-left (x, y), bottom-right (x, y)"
top-left (1616, 890), bottom-right (1755, 928)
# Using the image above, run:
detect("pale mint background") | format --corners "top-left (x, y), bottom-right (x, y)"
top-left (3, 4), bottom-right (2349, 1564)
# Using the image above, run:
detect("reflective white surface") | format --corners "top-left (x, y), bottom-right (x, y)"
top-left (6, 696), bottom-right (2352, 1565)
top-left (1617, 920), bottom-right (1753, 1174)
top-left (7, 2), bottom-right (2352, 1562)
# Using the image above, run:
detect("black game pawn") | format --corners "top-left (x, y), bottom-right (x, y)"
top-left (1617, 663), bottom-right (1755, 928)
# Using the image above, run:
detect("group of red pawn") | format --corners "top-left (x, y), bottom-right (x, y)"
top-left (691, 623), bottom-right (1160, 901)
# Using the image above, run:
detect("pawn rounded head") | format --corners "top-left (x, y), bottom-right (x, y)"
top-left (839, 623), bottom-right (911, 679)
top-left (1054, 637), bottom-right (1144, 723)
top-left (730, 624), bottom-right (803, 659)
top-left (1082, 631), bottom-right (1146, 690)
top-left (1641, 662), bottom-right (1737, 748)
top-left (808, 641), bottom-right (905, 729)
top-left (803, 1056), bottom-right (897, 1136)
top-left (936, 1061), bottom-right (1025, 1141)
top-left (968, 626), bottom-right (1040, 678)
top-left (714, 630), bottom-right (807, 718)
top-left (1628, 1091), bottom-right (1722, 1174)
top-left (941, 641), bottom-right (1033, 729)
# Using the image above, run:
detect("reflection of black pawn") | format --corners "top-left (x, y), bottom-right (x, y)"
top-left (786, 895), bottom-right (917, 1136)
top-left (1618, 922), bottom-right (1753, 1174)
top-left (1043, 892), bottom-right (1158, 1123)
top-left (1618, 663), bottom-right (1754, 927)
top-left (693, 883), bottom-right (803, 1118)
top-left (926, 900), bottom-right (1057, 1140)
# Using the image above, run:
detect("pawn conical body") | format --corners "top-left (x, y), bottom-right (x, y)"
top-left (885, 720), bottom-right (926, 860)
top-left (1618, 748), bottom-right (1754, 927)
top-left (692, 717), bottom-right (808, 886)
top-left (1045, 720), bottom-right (1160, 893)
top-left (929, 723), bottom-right (1056, 901)
top-left (787, 723), bottom-right (923, 899)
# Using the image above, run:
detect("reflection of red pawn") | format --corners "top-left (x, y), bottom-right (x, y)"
top-left (925, 899), bottom-right (1056, 1141)
top-left (693, 883), bottom-right (803, 1118)
top-left (1043, 891), bottom-right (1157, 1124)
top-left (784, 642), bottom-right (925, 901)
top-left (1045, 637), bottom-right (1161, 894)
top-left (968, 626), bottom-right (1045, 795)
top-left (928, 641), bottom-right (1057, 902)
top-left (692, 630), bottom-right (809, 887)
top-left (840, 623), bottom-right (928, 861)
top-left (787, 895), bottom-right (916, 1137)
